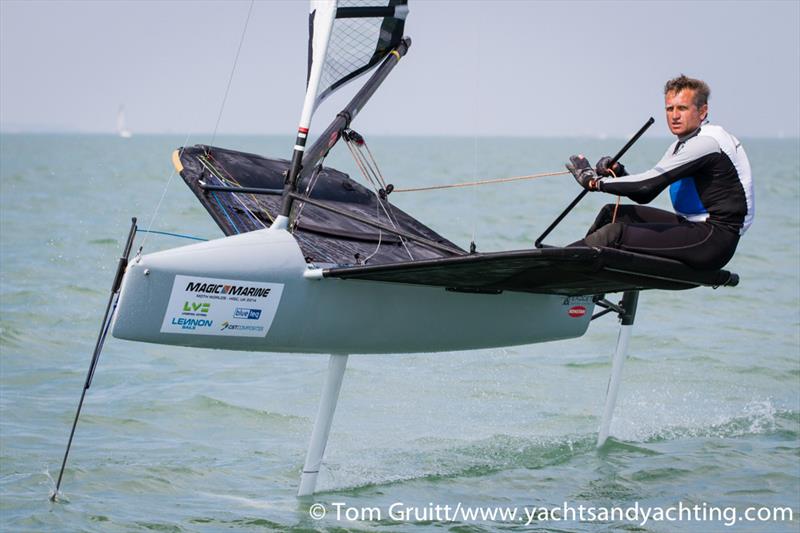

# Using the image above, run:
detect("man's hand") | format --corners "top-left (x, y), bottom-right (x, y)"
top-left (595, 156), bottom-right (627, 177)
top-left (566, 155), bottom-right (598, 191)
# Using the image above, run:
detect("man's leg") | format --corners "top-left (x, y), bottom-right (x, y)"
top-left (577, 204), bottom-right (683, 247)
top-left (614, 222), bottom-right (738, 270)
top-left (587, 204), bottom-right (683, 234)
top-left (578, 205), bottom-right (739, 269)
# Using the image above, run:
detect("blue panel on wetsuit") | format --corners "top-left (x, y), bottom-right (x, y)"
top-left (670, 177), bottom-right (707, 215)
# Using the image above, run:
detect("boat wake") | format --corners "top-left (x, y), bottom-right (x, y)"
top-left (312, 401), bottom-right (795, 493)
top-left (609, 398), bottom-right (786, 443)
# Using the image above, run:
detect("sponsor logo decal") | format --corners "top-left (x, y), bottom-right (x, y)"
top-left (562, 295), bottom-right (593, 305)
top-left (161, 275), bottom-right (283, 338)
top-left (234, 307), bottom-right (262, 320)
top-left (182, 301), bottom-right (210, 316)
top-left (184, 281), bottom-right (272, 298)
top-left (220, 321), bottom-right (265, 333)
top-left (171, 317), bottom-right (214, 330)
top-left (568, 306), bottom-right (587, 318)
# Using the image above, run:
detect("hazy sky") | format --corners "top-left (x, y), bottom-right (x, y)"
top-left (1, 0), bottom-right (798, 137)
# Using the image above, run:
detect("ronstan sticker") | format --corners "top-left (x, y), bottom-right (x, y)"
top-left (568, 306), bottom-right (587, 318)
top-left (160, 275), bottom-right (283, 337)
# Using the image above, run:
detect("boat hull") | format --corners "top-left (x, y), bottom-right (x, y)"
top-left (111, 229), bottom-right (593, 354)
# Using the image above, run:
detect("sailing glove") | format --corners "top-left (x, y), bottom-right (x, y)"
top-left (595, 156), bottom-right (627, 177)
top-left (566, 155), bottom-right (599, 191)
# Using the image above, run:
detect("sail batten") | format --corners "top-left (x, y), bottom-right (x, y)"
top-left (335, 5), bottom-right (408, 18)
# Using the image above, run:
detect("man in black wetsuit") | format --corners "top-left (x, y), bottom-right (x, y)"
top-left (566, 75), bottom-right (754, 270)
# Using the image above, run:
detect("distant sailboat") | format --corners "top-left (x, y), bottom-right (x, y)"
top-left (117, 105), bottom-right (132, 138)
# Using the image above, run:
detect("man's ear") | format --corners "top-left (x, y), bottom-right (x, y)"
top-left (700, 104), bottom-right (709, 121)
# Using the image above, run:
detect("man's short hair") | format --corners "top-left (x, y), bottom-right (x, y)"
top-left (664, 75), bottom-right (711, 108)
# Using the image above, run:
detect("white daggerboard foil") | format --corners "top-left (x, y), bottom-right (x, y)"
top-left (160, 275), bottom-right (283, 337)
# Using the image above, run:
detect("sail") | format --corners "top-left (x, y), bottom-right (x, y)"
top-left (302, 0), bottom-right (408, 127)
top-left (314, 0), bottom-right (409, 106)
top-left (117, 105), bottom-right (132, 138)
top-left (274, 0), bottom-right (409, 227)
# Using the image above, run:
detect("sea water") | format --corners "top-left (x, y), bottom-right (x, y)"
top-left (1, 134), bottom-right (798, 532)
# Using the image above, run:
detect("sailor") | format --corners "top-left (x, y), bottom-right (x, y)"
top-left (565, 75), bottom-right (754, 270)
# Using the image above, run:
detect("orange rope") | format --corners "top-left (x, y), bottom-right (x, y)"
top-left (393, 170), bottom-right (569, 193)
top-left (608, 168), bottom-right (621, 223)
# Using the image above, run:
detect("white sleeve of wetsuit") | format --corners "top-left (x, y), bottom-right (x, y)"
top-left (596, 135), bottom-right (721, 204)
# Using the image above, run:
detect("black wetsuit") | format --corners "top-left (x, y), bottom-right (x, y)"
top-left (578, 124), bottom-right (754, 270)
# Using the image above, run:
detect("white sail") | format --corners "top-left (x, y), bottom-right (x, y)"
top-left (117, 105), bottom-right (132, 138)
top-left (316, 0), bottom-right (408, 105)
top-left (298, 0), bottom-right (337, 130)
top-left (299, 0), bottom-right (409, 129)
top-left (273, 0), bottom-right (410, 230)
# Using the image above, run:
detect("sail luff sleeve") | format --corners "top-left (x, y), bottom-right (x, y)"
top-left (278, 0), bottom-right (338, 221)
top-left (301, 0), bottom-right (338, 128)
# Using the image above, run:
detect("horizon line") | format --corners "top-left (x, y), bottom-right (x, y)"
top-left (2, 130), bottom-right (798, 140)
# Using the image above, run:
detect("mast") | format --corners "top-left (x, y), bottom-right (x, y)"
top-left (272, 0), bottom-right (337, 230)
top-left (300, 37), bottom-right (410, 177)
top-left (273, 0), bottom-right (410, 230)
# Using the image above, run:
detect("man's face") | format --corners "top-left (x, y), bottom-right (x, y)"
top-left (665, 89), bottom-right (707, 137)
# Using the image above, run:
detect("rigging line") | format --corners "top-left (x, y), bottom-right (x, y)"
top-left (345, 140), bottom-right (388, 211)
top-left (345, 141), bottom-right (385, 209)
top-left (346, 140), bottom-right (413, 259)
top-left (292, 163), bottom-right (324, 231)
top-left (354, 143), bottom-right (382, 188)
top-left (209, 0), bottom-right (255, 149)
top-left (356, 141), bottom-right (403, 229)
top-left (345, 138), bottom-right (377, 189)
top-left (344, 139), bottom-right (413, 260)
top-left (197, 155), bottom-right (249, 233)
top-left (212, 191), bottom-right (241, 234)
top-left (608, 168), bottom-right (622, 223)
top-left (288, 192), bottom-right (462, 256)
top-left (353, 142), bottom-right (402, 229)
top-left (360, 142), bottom-right (388, 190)
top-left (200, 153), bottom-right (272, 224)
top-left (362, 200), bottom-right (384, 264)
top-left (469, 7), bottom-right (480, 249)
top-left (470, 135), bottom-right (479, 247)
top-left (198, 155), bottom-right (267, 228)
top-left (201, 153), bottom-right (243, 186)
top-left (346, 138), bottom-right (402, 230)
top-left (199, 158), bottom-right (264, 230)
top-left (392, 170), bottom-right (570, 193)
top-left (139, 132), bottom-right (193, 251)
top-left (137, 229), bottom-right (208, 241)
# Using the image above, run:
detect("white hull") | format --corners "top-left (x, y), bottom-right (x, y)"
top-left (111, 228), bottom-right (593, 354)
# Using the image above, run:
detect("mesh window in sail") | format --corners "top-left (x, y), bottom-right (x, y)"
top-left (315, 0), bottom-right (407, 105)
